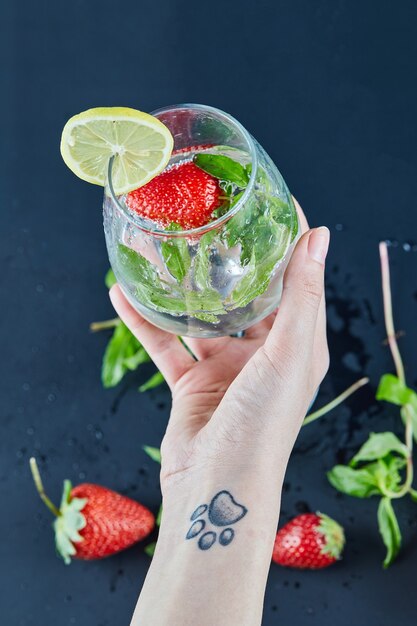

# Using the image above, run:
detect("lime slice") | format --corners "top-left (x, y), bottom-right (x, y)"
top-left (60, 107), bottom-right (174, 194)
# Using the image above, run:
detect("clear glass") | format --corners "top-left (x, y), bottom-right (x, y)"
top-left (103, 104), bottom-right (299, 338)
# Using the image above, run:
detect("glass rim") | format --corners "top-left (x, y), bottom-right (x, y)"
top-left (106, 103), bottom-right (258, 238)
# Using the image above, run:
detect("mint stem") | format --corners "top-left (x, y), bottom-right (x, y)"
top-left (90, 317), bottom-right (120, 332)
top-left (378, 242), bottom-right (414, 499)
top-left (303, 377), bottom-right (370, 426)
top-left (29, 457), bottom-right (61, 517)
top-left (379, 242), bottom-right (406, 385)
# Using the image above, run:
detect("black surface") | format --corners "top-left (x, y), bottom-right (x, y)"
top-left (2, 1), bottom-right (417, 624)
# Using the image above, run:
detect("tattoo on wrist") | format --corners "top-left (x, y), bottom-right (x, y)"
top-left (186, 490), bottom-right (248, 550)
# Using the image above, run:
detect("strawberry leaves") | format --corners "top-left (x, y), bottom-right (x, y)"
top-left (54, 480), bottom-right (87, 565)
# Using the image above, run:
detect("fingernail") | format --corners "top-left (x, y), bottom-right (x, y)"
top-left (308, 227), bottom-right (330, 264)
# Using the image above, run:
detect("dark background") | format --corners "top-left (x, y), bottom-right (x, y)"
top-left (2, 1), bottom-right (417, 624)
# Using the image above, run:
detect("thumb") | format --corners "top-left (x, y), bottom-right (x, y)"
top-left (265, 227), bottom-right (330, 362)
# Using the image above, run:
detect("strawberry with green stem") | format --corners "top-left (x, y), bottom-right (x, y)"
top-left (273, 513), bottom-right (345, 569)
top-left (30, 458), bottom-right (154, 564)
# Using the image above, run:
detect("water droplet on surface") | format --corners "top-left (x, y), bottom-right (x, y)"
top-left (47, 393), bottom-right (56, 403)
top-left (403, 242), bottom-right (411, 252)
top-left (27, 427), bottom-right (34, 436)
top-left (335, 223), bottom-right (344, 231)
top-left (36, 283), bottom-right (45, 293)
top-left (22, 383), bottom-right (30, 392)
top-left (78, 472), bottom-right (86, 480)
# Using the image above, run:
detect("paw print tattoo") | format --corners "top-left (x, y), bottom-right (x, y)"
top-left (186, 490), bottom-right (248, 550)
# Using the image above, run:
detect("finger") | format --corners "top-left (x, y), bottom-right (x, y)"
top-left (292, 196), bottom-right (309, 233)
top-left (265, 227), bottom-right (330, 366)
top-left (293, 197), bottom-right (329, 374)
top-left (109, 285), bottom-right (195, 389)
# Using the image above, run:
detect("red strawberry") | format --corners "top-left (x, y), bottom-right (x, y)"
top-left (272, 513), bottom-right (345, 569)
top-left (126, 161), bottom-right (222, 230)
top-left (30, 458), bottom-right (154, 564)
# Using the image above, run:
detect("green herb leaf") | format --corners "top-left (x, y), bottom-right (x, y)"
top-left (350, 432), bottom-right (409, 467)
top-left (118, 243), bottom-right (160, 291)
top-left (377, 497), bottom-right (401, 568)
top-left (105, 268), bottom-right (117, 289)
top-left (268, 196), bottom-right (299, 242)
top-left (144, 542), bottom-right (156, 557)
top-left (194, 154), bottom-right (250, 187)
top-left (161, 223), bottom-right (191, 283)
top-left (376, 374), bottom-right (417, 409)
top-left (102, 322), bottom-right (149, 388)
top-left (376, 374), bottom-right (417, 441)
top-left (156, 504), bottom-right (163, 527)
top-left (327, 465), bottom-right (381, 498)
top-left (143, 445), bottom-right (161, 464)
top-left (194, 232), bottom-right (215, 290)
top-left (139, 371), bottom-right (165, 392)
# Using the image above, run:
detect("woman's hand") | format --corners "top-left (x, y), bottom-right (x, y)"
top-left (110, 202), bottom-right (329, 490)
top-left (110, 200), bottom-right (330, 626)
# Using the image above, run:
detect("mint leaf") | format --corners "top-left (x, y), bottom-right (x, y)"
top-left (136, 282), bottom-right (187, 315)
top-left (143, 445), bottom-right (161, 464)
top-left (105, 268), bottom-right (117, 289)
top-left (378, 497), bottom-right (401, 567)
top-left (350, 432), bottom-right (409, 467)
top-left (118, 245), bottom-right (189, 313)
top-left (139, 371), bottom-right (165, 392)
top-left (194, 154), bottom-right (249, 187)
top-left (327, 465), bottom-right (381, 498)
top-left (374, 455), bottom-right (406, 493)
top-left (268, 196), bottom-right (299, 242)
top-left (194, 231), bottom-right (215, 290)
top-left (102, 322), bottom-right (148, 388)
top-left (376, 374), bottom-right (417, 409)
top-left (161, 223), bottom-right (191, 283)
top-left (156, 504), bottom-right (163, 527)
top-left (376, 374), bottom-right (417, 441)
top-left (144, 542), bottom-right (156, 557)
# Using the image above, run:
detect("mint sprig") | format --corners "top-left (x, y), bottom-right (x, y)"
top-left (326, 242), bottom-right (416, 567)
top-left (161, 223), bottom-right (191, 283)
top-left (90, 270), bottom-right (166, 392)
top-left (194, 153), bottom-right (250, 187)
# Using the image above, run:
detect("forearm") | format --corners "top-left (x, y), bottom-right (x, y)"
top-left (130, 461), bottom-right (286, 626)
